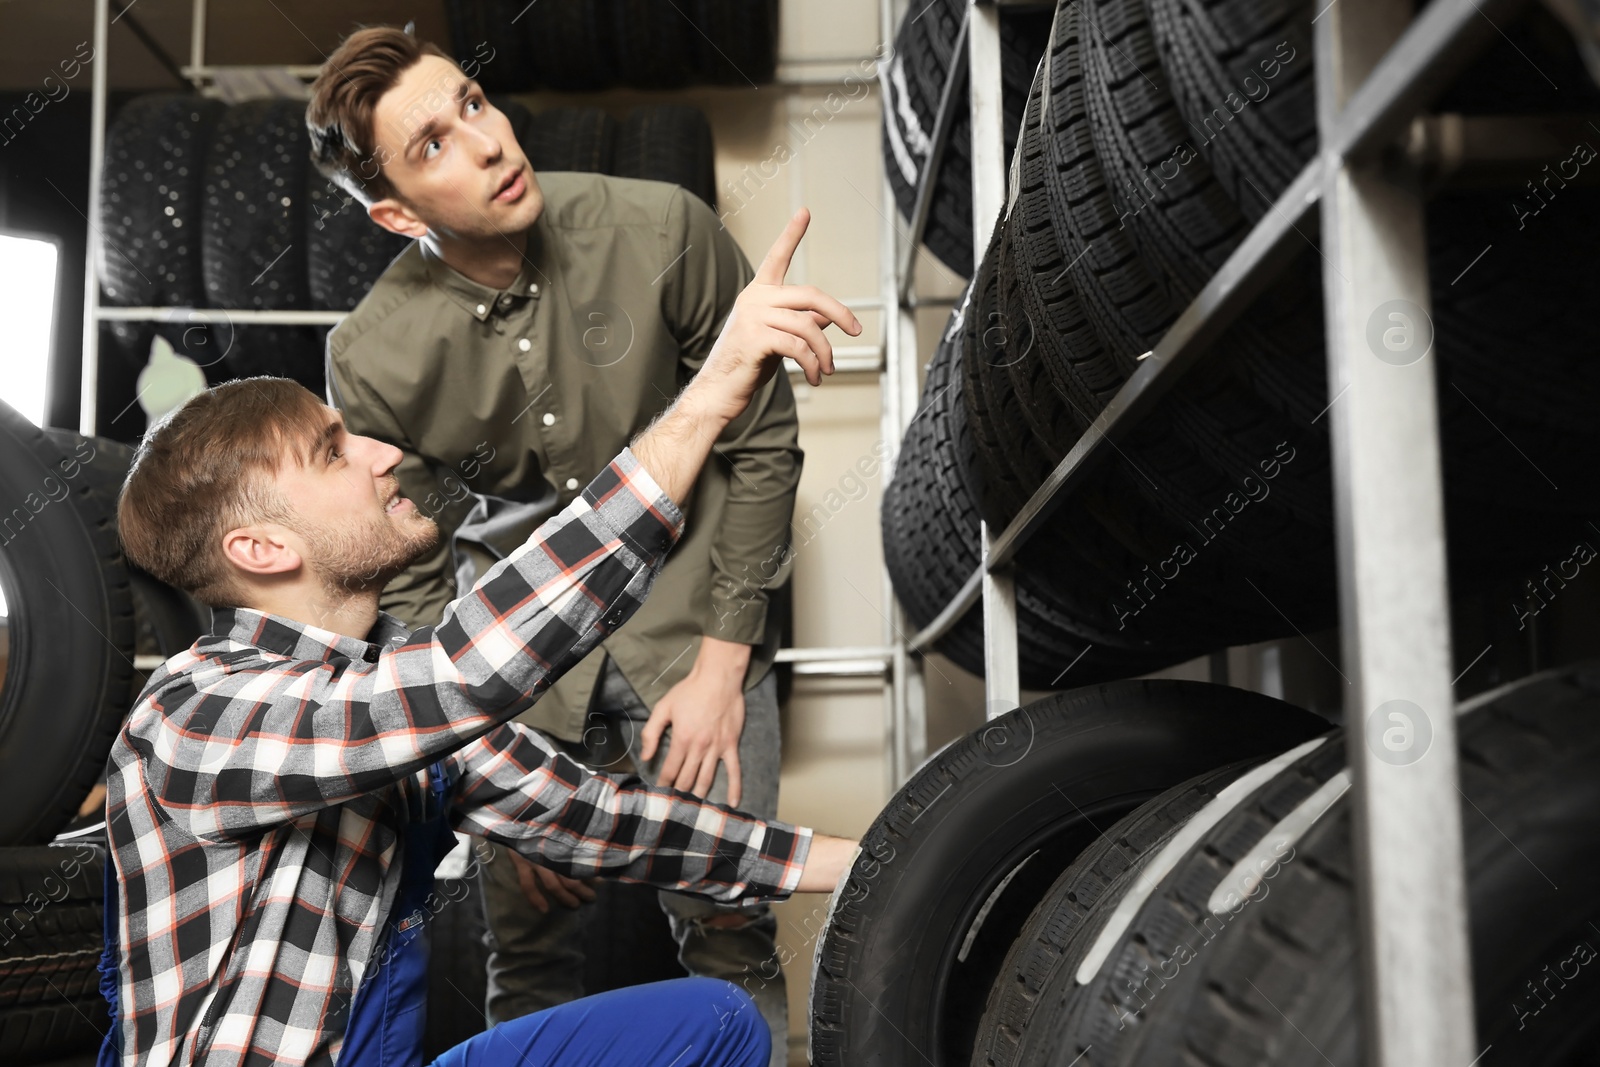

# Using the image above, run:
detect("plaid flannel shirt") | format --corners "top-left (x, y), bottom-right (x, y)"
top-left (103, 448), bottom-right (812, 1067)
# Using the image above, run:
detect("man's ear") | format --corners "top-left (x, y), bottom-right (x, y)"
top-left (369, 197), bottom-right (427, 239)
top-left (221, 525), bottom-right (303, 578)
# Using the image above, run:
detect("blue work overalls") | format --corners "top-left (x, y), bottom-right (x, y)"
top-left (95, 760), bottom-right (770, 1067)
top-left (95, 761), bottom-right (458, 1067)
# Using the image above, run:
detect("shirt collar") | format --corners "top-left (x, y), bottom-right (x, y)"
top-left (208, 605), bottom-right (413, 665)
top-left (419, 217), bottom-right (548, 322)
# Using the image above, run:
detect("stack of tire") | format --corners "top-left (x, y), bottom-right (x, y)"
top-left (444, 0), bottom-right (780, 92)
top-left (882, 0), bottom-right (1600, 675)
top-left (97, 93), bottom-right (719, 417)
top-left (813, 664), bottom-right (1600, 1067)
top-left (0, 401), bottom-right (217, 1065)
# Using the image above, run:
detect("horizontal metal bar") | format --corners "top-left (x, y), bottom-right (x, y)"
top-left (1405, 112), bottom-right (1600, 186)
top-left (791, 659), bottom-right (891, 677)
top-left (775, 645), bottom-right (895, 662)
top-left (99, 306), bottom-right (346, 325)
top-left (134, 655), bottom-right (164, 671)
top-left (907, 565), bottom-right (982, 653)
top-left (1330, 0), bottom-right (1526, 165)
top-left (987, 156), bottom-right (1325, 571)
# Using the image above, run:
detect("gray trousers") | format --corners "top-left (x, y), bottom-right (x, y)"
top-left (478, 654), bottom-right (788, 1067)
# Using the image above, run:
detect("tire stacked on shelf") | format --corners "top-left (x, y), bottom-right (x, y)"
top-left (444, 0), bottom-right (779, 90)
top-left (97, 93), bottom-right (721, 430)
top-left (201, 98), bottom-right (323, 395)
top-left (809, 680), bottom-right (1330, 1067)
top-left (880, 0), bottom-right (1052, 277)
top-left (884, 0), bottom-right (1600, 679)
top-left (969, 663), bottom-right (1600, 1067)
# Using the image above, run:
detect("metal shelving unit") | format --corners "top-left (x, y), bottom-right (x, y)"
top-left (78, 0), bottom-right (910, 696)
top-left (879, 0), bottom-right (1600, 1061)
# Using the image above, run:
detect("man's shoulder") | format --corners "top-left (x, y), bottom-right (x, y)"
top-left (536, 171), bottom-right (693, 233)
top-left (326, 240), bottom-right (429, 368)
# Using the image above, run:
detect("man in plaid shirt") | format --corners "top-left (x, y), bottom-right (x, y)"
top-left (104, 210), bottom-right (860, 1067)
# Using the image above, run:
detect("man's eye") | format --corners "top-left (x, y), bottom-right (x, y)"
top-left (467, 98), bottom-right (483, 114)
top-left (328, 448), bottom-right (343, 463)
top-left (424, 138), bottom-right (442, 159)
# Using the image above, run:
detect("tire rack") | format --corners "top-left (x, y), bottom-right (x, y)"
top-left (75, 0), bottom-right (910, 699)
top-left (886, 0), bottom-right (1600, 1062)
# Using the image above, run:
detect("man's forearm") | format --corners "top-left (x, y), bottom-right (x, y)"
top-left (630, 387), bottom-right (732, 508)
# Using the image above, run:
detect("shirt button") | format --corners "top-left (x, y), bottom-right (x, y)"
top-left (565, 477), bottom-right (579, 490)
top-left (499, 295), bottom-right (513, 308)
top-left (542, 412), bottom-right (556, 426)
top-left (518, 338), bottom-right (531, 352)
top-left (529, 283), bottom-right (540, 296)
top-left (475, 303), bottom-right (487, 315)
top-left (363, 644), bottom-right (381, 663)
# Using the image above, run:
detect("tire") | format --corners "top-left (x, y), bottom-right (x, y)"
top-left (689, 0), bottom-right (781, 85)
top-left (444, 0), bottom-right (535, 93)
top-left (612, 0), bottom-right (693, 89)
top-left (808, 680), bottom-right (1330, 1067)
top-left (424, 877), bottom-right (490, 1059)
top-left (1013, 664), bottom-right (1600, 1067)
top-left (522, 107), bottom-right (617, 175)
top-left (525, 0), bottom-right (618, 91)
top-left (881, 0), bottom-right (1051, 277)
top-left (0, 843), bottom-right (111, 1063)
top-left (581, 881), bottom-right (688, 994)
top-left (972, 758), bottom-right (1267, 1067)
top-left (613, 106), bottom-right (718, 210)
top-left (488, 95), bottom-right (535, 156)
top-left (201, 99), bottom-right (322, 394)
top-left (305, 175), bottom-right (408, 313)
top-left (0, 412), bottom-right (135, 845)
top-left (98, 94), bottom-right (227, 375)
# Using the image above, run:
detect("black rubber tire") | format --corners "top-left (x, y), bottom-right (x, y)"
top-left (0, 413), bottom-right (135, 845)
top-left (979, 729), bottom-right (1348, 1065)
top-left (99, 94), bottom-right (223, 308)
top-left (201, 99), bottom-right (322, 393)
top-left (689, 0), bottom-right (781, 85)
top-left (881, 0), bottom-right (1051, 277)
top-left (423, 876), bottom-right (491, 1059)
top-left (488, 95), bottom-right (535, 156)
top-left (444, 0), bottom-right (535, 93)
top-left (972, 758), bottom-right (1266, 1067)
top-left (305, 175), bottom-right (408, 313)
top-left (0, 843), bottom-right (110, 1062)
top-left (1015, 664), bottom-right (1600, 1067)
top-left (98, 94), bottom-right (227, 374)
top-left (613, 106), bottom-right (718, 210)
top-left (581, 881), bottom-right (689, 994)
top-left (526, 0), bottom-right (618, 91)
top-left (522, 107), bottom-right (617, 175)
top-left (612, 0), bottom-right (694, 89)
top-left (808, 680), bottom-right (1330, 1067)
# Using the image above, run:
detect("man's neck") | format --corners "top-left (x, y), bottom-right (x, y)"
top-left (424, 225), bottom-right (531, 292)
top-left (247, 587), bottom-right (382, 643)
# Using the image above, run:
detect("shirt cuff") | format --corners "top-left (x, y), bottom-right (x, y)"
top-left (582, 447), bottom-right (686, 567)
top-left (741, 820), bottom-right (814, 902)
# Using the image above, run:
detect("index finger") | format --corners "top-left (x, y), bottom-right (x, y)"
top-left (754, 207), bottom-right (811, 287)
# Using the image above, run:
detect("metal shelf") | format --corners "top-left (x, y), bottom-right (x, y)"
top-left (880, 0), bottom-right (1595, 1062)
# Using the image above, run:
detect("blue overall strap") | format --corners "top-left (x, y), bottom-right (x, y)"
top-left (96, 850), bottom-right (123, 1067)
top-left (339, 761), bottom-right (458, 1067)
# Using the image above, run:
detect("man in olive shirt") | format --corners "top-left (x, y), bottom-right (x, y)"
top-left (307, 27), bottom-right (819, 1064)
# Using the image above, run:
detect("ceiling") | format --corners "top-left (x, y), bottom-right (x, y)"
top-left (0, 0), bottom-right (454, 91)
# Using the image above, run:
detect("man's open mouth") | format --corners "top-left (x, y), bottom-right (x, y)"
top-left (493, 167), bottom-right (525, 203)
top-left (385, 492), bottom-right (410, 514)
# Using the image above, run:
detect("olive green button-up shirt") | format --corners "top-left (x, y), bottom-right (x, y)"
top-left (325, 172), bottom-right (801, 742)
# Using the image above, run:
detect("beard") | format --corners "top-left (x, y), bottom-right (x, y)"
top-left (298, 506), bottom-right (439, 601)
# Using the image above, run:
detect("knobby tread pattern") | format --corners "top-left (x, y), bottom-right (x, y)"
top-left (972, 758), bottom-right (1261, 1067)
top-left (0, 843), bottom-right (110, 1060)
top-left (810, 681), bottom-right (1330, 1067)
top-left (1027, 664), bottom-right (1600, 1067)
top-left (613, 106), bottom-right (718, 209)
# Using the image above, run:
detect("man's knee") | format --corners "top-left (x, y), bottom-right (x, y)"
top-left (704, 980), bottom-right (769, 1064)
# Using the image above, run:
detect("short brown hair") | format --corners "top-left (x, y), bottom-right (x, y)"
top-left (306, 25), bottom-right (456, 204)
top-left (118, 378), bottom-right (331, 608)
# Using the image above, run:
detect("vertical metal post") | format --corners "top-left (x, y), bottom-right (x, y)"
top-left (1317, 0), bottom-right (1476, 1063)
top-left (191, 0), bottom-right (209, 74)
top-left (969, 1), bottom-right (1021, 715)
top-left (79, 0), bottom-right (111, 435)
